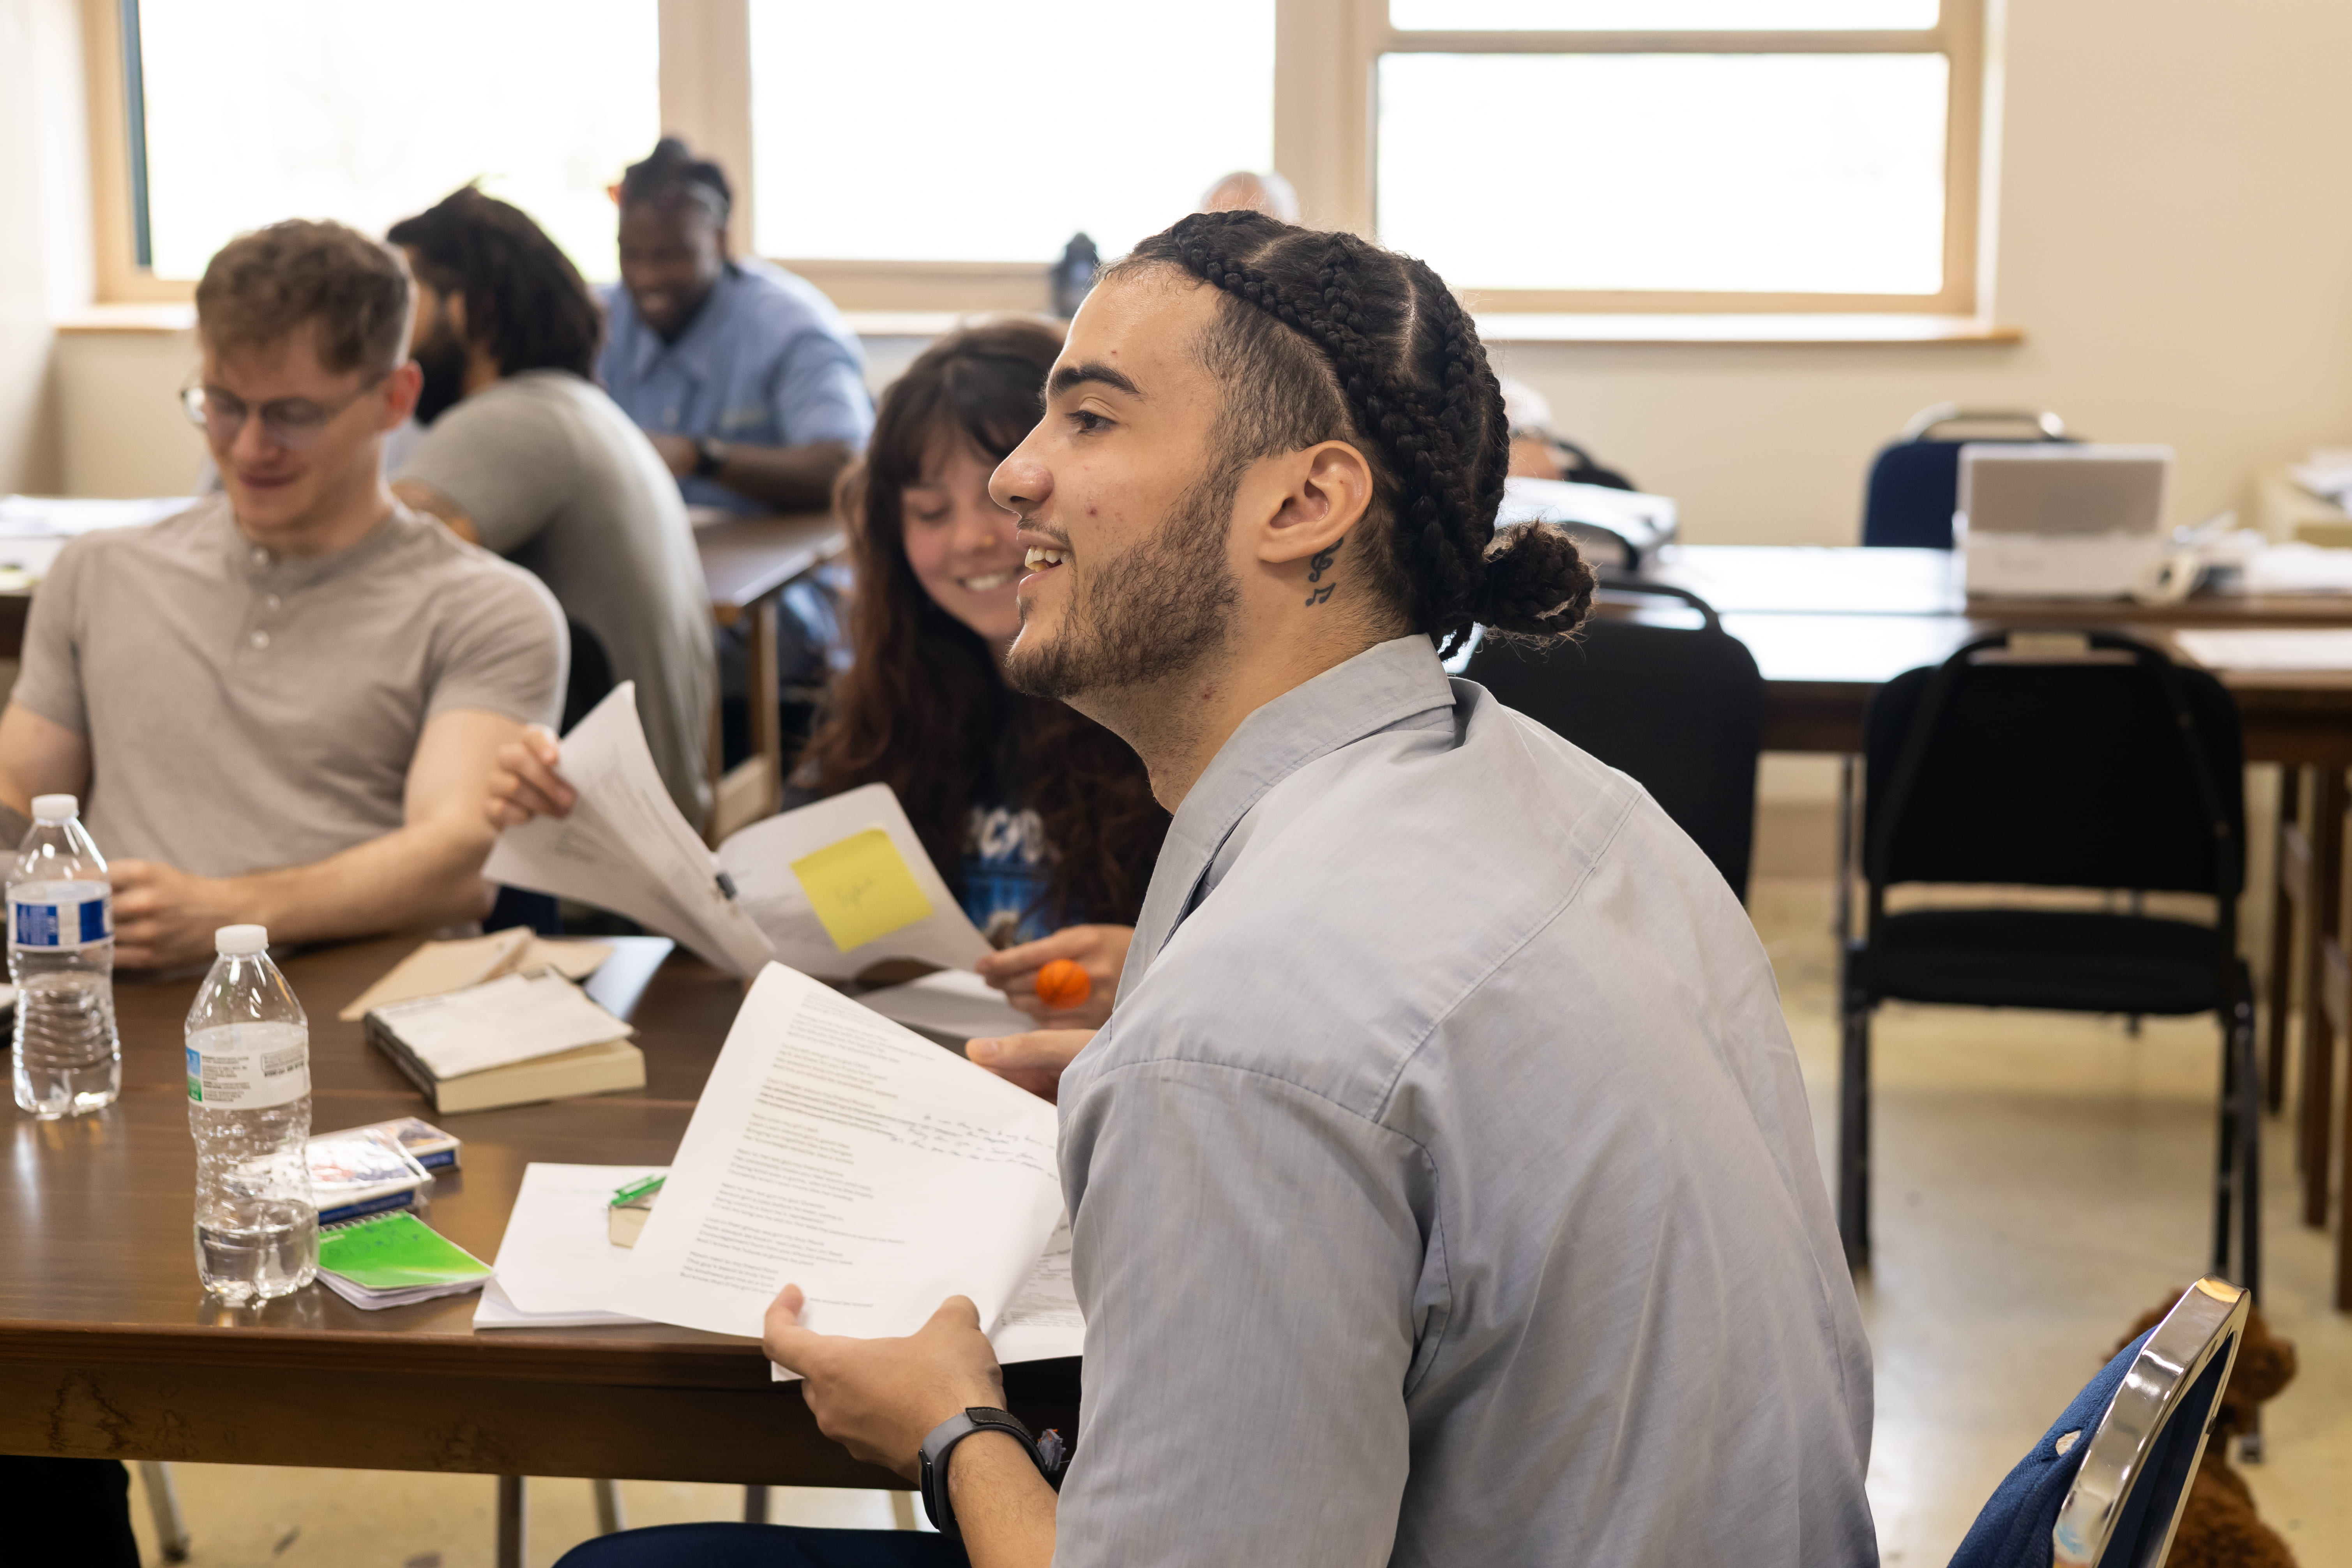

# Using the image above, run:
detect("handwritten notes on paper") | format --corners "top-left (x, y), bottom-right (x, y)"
top-left (790, 829), bottom-right (936, 952)
top-left (609, 963), bottom-right (1064, 1345)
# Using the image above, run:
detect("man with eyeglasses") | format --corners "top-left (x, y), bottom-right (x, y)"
top-left (0, 219), bottom-right (565, 971)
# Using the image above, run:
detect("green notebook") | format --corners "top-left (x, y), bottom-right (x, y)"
top-left (318, 1211), bottom-right (492, 1291)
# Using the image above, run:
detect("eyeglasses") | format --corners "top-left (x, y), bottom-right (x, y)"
top-left (179, 372), bottom-right (388, 452)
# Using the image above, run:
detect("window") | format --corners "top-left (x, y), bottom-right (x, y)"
top-left (92, 0), bottom-right (1990, 323)
top-left (747, 0), bottom-right (1274, 267)
top-left (117, 0), bottom-right (660, 287)
top-left (1362, 0), bottom-right (1985, 312)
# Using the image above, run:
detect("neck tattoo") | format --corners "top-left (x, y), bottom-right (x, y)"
top-left (1304, 539), bottom-right (1341, 607)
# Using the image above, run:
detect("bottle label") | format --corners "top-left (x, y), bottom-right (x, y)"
top-left (185, 1031), bottom-right (311, 1109)
top-left (9, 891), bottom-right (111, 950)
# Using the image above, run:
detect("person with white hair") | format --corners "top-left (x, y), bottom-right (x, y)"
top-left (1197, 168), bottom-right (1300, 222)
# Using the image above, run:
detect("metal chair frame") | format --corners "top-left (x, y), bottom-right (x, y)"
top-left (2054, 1276), bottom-right (2249, 1567)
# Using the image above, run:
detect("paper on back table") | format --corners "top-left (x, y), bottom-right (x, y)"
top-left (609, 963), bottom-right (1064, 1349)
top-left (858, 968), bottom-right (1034, 1044)
top-left (716, 785), bottom-right (990, 980)
top-left (483, 683), bottom-right (775, 975)
top-left (2173, 628), bottom-right (2352, 671)
top-left (472, 1162), bottom-right (667, 1328)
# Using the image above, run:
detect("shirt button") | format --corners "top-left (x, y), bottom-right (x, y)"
top-left (249, 630), bottom-right (270, 650)
top-left (249, 546), bottom-right (269, 567)
top-left (263, 593), bottom-right (282, 611)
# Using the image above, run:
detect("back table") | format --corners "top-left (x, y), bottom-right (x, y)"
top-left (0, 937), bottom-right (1079, 1487)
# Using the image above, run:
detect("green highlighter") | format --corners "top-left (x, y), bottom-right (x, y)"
top-left (317, 1211), bottom-right (492, 1300)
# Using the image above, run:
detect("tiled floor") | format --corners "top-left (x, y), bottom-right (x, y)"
top-left (125, 877), bottom-right (2348, 1566)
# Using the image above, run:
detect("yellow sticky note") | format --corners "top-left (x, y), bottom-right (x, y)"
top-left (790, 829), bottom-right (935, 953)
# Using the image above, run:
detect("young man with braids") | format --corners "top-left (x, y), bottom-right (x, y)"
top-left (387, 186), bottom-right (716, 824)
top-left (554, 213), bottom-right (1875, 1568)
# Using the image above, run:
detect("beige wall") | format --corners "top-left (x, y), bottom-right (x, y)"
top-left (55, 327), bottom-right (203, 496)
top-left (1494, 0), bottom-right (2352, 548)
top-left (0, 0), bottom-right (94, 495)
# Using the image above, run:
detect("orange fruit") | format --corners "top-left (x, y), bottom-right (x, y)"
top-left (1035, 958), bottom-right (1092, 1011)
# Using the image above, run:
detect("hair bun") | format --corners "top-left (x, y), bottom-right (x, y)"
top-left (1473, 523), bottom-right (1594, 636)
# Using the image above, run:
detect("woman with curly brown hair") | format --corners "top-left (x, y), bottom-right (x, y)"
top-left (795, 317), bottom-right (1167, 1024)
top-left (490, 317), bottom-right (1165, 1028)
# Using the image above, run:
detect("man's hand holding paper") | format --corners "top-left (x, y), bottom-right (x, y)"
top-left (763, 1287), bottom-right (1006, 1482)
top-left (480, 685), bottom-right (774, 975)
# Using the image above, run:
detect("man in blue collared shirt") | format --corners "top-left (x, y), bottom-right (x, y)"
top-left (597, 138), bottom-right (873, 516)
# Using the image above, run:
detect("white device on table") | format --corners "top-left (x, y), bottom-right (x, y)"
top-left (1956, 443), bottom-right (2173, 599)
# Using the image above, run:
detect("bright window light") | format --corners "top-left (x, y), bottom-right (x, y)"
top-left (1390, 1), bottom-right (1938, 27)
top-left (136, 0), bottom-right (660, 283)
top-left (749, 0), bottom-right (1275, 263)
top-left (1377, 53), bottom-right (1948, 295)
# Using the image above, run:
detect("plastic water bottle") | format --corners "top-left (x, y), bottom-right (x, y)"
top-left (8, 793), bottom-right (120, 1118)
top-left (186, 925), bottom-right (317, 1303)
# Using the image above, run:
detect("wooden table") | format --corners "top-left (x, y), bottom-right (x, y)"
top-left (690, 509), bottom-right (844, 843)
top-left (1642, 544), bottom-right (2352, 1308)
top-left (0, 939), bottom-right (1078, 1531)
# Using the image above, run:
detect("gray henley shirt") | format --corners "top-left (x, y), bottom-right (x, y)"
top-left (12, 497), bottom-right (564, 878)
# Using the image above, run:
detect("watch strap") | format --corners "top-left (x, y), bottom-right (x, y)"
top-left (692, 436), bottom-right (728, 478)
top-left (918, 1406), bottom-right (1065, 1541)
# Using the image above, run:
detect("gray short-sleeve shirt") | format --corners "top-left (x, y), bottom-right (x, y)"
top-left (397, 371), bottom-right (717, 824)
top-left (1054, 637), bottom-right (1877, 1567)
top-left (11, 497), bottom-right (565, 878)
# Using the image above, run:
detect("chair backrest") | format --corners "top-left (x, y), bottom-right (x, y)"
top-left (1862, 631), bottom-right (2244, 903)
top-left (1863, 405), bottom-right (2074, 549)
top-left (1463, 584), bottom-right (1764, 900)
top-left (1946, 1277), bottom-right (2248, 1568)
top-left (563, 618), bottom-right (618, 734)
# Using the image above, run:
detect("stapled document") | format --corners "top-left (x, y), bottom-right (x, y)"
top-left (484, 685), bottom-right (777, 975)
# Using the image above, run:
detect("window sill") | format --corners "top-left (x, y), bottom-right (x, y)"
top-left (54, 303), bottom-right (2021, 351)
top-left (1474, 313), bottom-right (2023, 346)
top-left (56, 303), bottom-right (196, 334)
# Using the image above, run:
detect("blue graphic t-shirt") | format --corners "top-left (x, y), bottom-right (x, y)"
top-left (963, 801), bottom-right (1054, 947)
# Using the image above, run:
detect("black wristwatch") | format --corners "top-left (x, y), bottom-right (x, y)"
top-left (918, 1406), bottom-right (1066, 1541)
top-left (692, 436), bottom-right (730, 478)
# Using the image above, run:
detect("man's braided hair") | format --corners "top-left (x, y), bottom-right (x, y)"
top-left (1117, 210), bottom-right (1593, 652)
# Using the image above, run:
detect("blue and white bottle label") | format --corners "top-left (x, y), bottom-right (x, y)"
top-left (9, 891), bottom-right (112, 950)
top-left (185, 1024), bottom-right (310, 1109)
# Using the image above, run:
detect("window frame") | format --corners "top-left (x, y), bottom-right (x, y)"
top-left (1322, 0), bottom-right (1992, 314)
top-left (85, 0), bottom-right (1995, 321)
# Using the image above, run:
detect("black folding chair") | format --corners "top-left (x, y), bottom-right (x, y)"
top-left (1946, 1277), bottom-right (2248, 1568)
top-left (1839, 631), bottom-right (2259, 1306)
top-left (1464, 584), bottom-right (1763, 901)
top-left (1862, 403), bottom-right (2075, 549)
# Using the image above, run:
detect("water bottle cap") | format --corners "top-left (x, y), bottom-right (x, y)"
top-left (30, 794), bottom-right (77, 822)
top-left (214, 925), bottom-right (268, 955)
